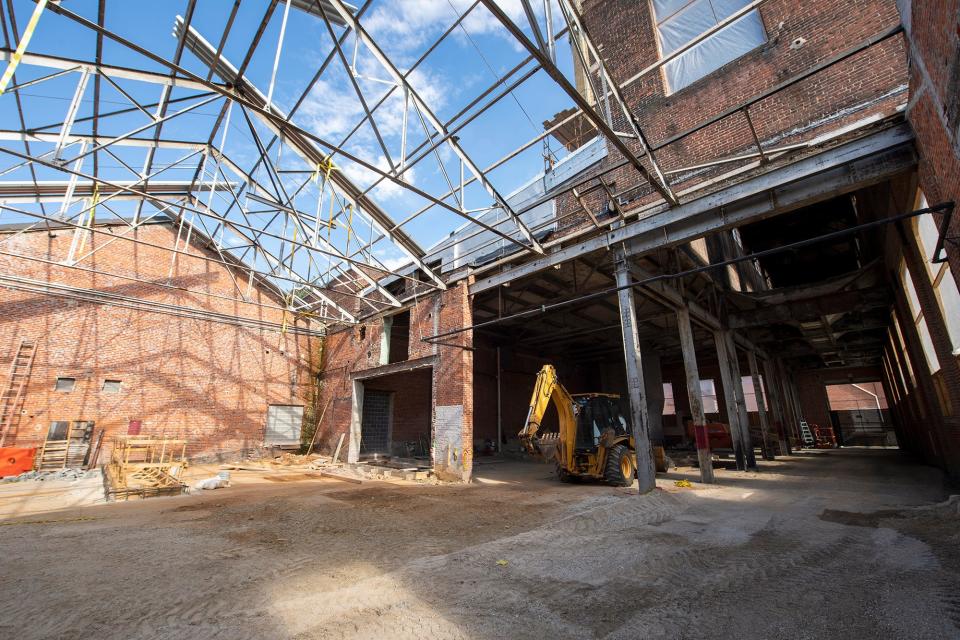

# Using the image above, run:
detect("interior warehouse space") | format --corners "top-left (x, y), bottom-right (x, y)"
top-left (0, 0), bottom-right (958, 638)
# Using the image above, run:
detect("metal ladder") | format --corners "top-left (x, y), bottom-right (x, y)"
top-left (0, 339), bottom-right (37, 447)
top-left (799, 420), bottom-right (815, 447)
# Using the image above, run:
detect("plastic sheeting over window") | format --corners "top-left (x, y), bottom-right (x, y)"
top-left (652, 0), bottom-right (766, 92)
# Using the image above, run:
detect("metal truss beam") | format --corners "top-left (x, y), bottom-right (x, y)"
top-left (478, 0), bottom-right (678, 206)
top-left (173, 17), bottom-right (448, 291)
top-left (328, 0), bottom-right (546, 255)
top-left (0, 179), bottom-right (235, 203)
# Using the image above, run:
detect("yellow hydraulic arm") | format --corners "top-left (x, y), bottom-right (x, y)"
top-left (519, 364), bottom-right (578, 472)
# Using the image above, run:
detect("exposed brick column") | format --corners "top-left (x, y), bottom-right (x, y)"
top-left (431, 281), bottom-right (474, 481)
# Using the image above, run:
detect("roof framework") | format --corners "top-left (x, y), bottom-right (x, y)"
top-left (0, 0), bottom-right (670, 327)
top-left (0, 0), bottom-right (903, 333)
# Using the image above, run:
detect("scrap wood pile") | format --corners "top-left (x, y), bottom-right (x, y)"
top-left (106, 436), bottom-right (188, 501)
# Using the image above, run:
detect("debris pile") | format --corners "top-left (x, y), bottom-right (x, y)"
top-left (2, 468), bottom-right (101, 483)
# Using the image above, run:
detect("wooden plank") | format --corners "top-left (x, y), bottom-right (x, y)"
top-left (331, 433), bottom-right (345, 464)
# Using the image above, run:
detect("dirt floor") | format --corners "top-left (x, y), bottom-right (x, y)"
top-left (0, 448), bottom-right (958, 639)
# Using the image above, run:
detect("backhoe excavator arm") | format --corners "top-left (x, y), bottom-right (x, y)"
top-left (519, 365), bottom-right (578, 472)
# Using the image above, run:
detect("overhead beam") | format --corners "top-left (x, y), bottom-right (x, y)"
top-left (470, 123), bottom-right (915, 294)
top-left (728, 286), bottom-right (891, 328)
top-left (0, 180), bottom-right (236, 202)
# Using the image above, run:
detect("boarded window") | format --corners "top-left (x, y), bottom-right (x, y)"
top-left (55, 377), bottom-right (76, 392)
top-left (700, 379), bottom-right (719, 413)
top-left (741, 375), bottom-right (767, 412)
top-left (662, 382), bottom-right (676, 415)
top-left (388, 310), bottom-right (410, 364)
top-left (652, 0), bottom-right (766, 92)
top-left (265, 405), bottom-right (304, 445)
top-left (102, 379), bottom-right (122, 393)
top-left (914, 200), bottom-right (960, 355)
top-left (47, 421), bottom-right (70, 440)
top-left (901, 261), bottom-right (940, 373)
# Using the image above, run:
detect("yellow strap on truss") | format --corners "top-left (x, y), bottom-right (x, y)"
top-left (327, 189), bottom-right (335, 242)
top-left (90, 183), bottom-right (98, 226)
top-left (344, 203), bottom-right (354, 253)
top-left (0, 0), bottom-right (49, 96)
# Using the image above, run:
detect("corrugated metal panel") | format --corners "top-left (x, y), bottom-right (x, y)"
top-left (266, 405), bottom-right (304, 445)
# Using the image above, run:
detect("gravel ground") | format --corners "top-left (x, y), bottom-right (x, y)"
top-left (0, 448), bottom-right (956, 639)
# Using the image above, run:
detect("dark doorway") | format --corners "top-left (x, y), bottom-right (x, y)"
top-left (360, 390), bottom-right (392, 455)
top-left (388, 310), bottom-right (410, 364)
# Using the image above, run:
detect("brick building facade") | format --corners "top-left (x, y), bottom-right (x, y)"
top-left (0, 219), bottom-right (321, 461)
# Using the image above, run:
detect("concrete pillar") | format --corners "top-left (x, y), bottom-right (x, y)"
top-left (615, 261), bottom-right (656, 494)
top-left (747, 351), bottom-right (776, 460)
top-left (677, 305), bottom-right (715, 483)
top-left (763, 358), bottom-right (791, 455)
top-left (347, 379), bottom-right (364, 463)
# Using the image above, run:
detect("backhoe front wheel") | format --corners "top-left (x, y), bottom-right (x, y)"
top-left (604, 445), bottom-right (635, 487)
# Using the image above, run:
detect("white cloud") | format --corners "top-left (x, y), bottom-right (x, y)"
top-left (364, 0), bottom-right (531, 56)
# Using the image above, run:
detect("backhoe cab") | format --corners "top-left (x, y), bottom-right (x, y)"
top-left (519, 365), bottom-right (636, 486)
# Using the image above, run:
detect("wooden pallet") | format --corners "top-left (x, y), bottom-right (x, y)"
top-left (35, 421), bottom-right (94, 470)
top-left (106, 436), bottom-right (188, 500)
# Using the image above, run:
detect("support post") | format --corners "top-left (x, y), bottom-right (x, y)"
top-left (677, 305), bottom-right (715, 483)
top-left (715, 330), bottom-right (756, 469)
top-left (496, 346), bottom-right (503, 452)
top-left (641, 344), bottom-right (667, 471)
top-left (726, 333), bottom-right (755, 467)
top-left (747, 350), bottom-right (776, 461)
top-left (615, 260), bottom-right (656, 494)
top-left (763, 358), bottom-right (791, 455)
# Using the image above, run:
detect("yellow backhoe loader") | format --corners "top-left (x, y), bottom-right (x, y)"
top-left (519, 364), bottom-right (636, 485)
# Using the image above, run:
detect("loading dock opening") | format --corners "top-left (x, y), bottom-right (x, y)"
top-left (352, 368), bottom-right (432, 463)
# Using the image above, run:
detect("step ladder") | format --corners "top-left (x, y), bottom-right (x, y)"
top-left (799, 420), bottom-right (815, 447)
top-left (0, 339), bottom-right (37, 447)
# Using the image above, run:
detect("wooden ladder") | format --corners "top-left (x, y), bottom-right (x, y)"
top-left (0, 339), bottom-right (36, 447)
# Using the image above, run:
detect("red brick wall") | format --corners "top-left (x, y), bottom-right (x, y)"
top-left (900, 0), bottom-right (960, 282)
top-left (558, 0), bottom-right (907, 229)
top-left (0, 223), bottom-right (321, 461)
top-left (316, 281), bottom-right (475, 479)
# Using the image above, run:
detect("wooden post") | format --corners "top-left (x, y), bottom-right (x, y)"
top-left (615, 260), bottom-right (656, 494)
top-left (747, 350), bottom-right (775, 461)
top-left (714, 330), bottom-right (756, 470)
top-left (677, 305), bottom-right (715, 483)
top-left (763, 358), bottom-right (790, 455)
top-left (725, 333), bottom-right (756, 468)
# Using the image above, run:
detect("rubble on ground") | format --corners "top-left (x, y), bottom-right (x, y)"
top-left (2, 468), bottom-right (102, 483)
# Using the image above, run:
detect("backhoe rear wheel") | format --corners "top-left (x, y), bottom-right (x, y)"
top-left (604, 444), bottom-right (634, 487)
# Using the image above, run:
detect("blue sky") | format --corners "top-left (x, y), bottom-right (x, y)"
top-left (0, 0), bottom-right (578, 287)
